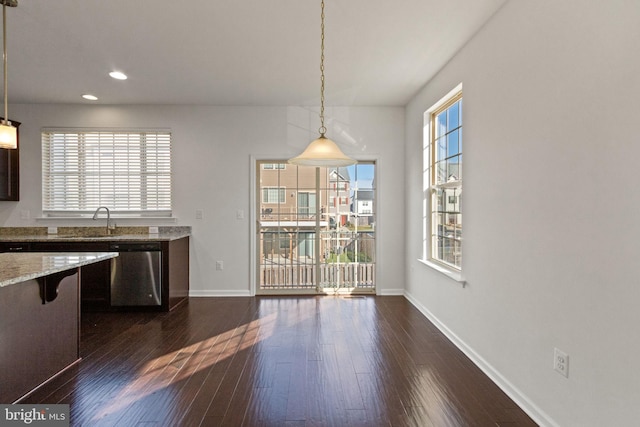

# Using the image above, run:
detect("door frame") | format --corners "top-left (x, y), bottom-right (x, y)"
top-left (250, 155), bottom-right (379, 296)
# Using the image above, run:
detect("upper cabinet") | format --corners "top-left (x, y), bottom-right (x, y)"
top-left (0, 119), bottom-right (20, 201)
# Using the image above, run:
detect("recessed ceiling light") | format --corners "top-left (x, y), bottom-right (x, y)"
top-left (82, 94), bottom-right (98, 101)
top-left (109, 71), bottom-right (127, 80)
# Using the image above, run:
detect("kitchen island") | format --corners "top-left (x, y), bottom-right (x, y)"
top-left (0, 252), bottom-right (118, 403)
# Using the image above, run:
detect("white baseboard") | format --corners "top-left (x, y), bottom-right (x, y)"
top-left (404, 291), bottom-right (557, 427)
top-left (377, 288), bottom-right (405, 296)
top-left (189, 290), bottom-right (252, 297)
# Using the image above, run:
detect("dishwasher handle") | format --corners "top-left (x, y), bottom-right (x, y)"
top-left (109, 242), bottom-right (162, 252)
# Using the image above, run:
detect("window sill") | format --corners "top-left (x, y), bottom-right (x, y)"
top-left (418, 259), bottom-right (466, 286)
top-left (35, 216), bottom-right (177, 223)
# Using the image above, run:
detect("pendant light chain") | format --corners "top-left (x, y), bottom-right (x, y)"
top-left (319, 0), bottom-right (326, 137)
top-left (2, 3), bottom-right (8, 126)
top-left (287, 0), bottom-right (356, 166)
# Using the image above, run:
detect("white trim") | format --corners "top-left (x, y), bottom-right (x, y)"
top-left (378, 288), bottom-right (405, 296)
top-left (35, 216), bottom-right (177, 224)
top-left (425, 82), bottom-right (463, 115)
top-left (250, 155), bottom-right (258, 296)
top-left (251, 155), bottom-right (380, 296)
top-left (189, 290), bottom-right (252, 297)
top-left (418, 258), bottom-right (466, 285)
top-left (404, 291), bottom-right (559, 427)
top-left (368, 155), bottom-right (381, 295)
top-left (260, 221), bottom-right (329, 227)
top-left (41, 127), bottom-right (172, 133)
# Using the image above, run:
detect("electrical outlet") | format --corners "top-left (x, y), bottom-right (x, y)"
top-left (554, 348), bottom-right (569, 378)
top-left (148, 226), bottom-right (159, 234)
top-left (216, 261), bottom-right (224, 271)
top-left (47, 227), bottom-right (58, 235)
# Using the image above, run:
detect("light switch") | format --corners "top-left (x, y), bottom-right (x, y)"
top-left (236, 209), bottom-right (244, 219)
top-left (196, 209), bottom-right (204, 220)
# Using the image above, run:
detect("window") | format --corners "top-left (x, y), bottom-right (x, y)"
top-left (42, 129), bottom-right (171, 216)
top-left (297, 192), bottom-right (316, 217)
top-left (262, 187), bottom-right (285, 204)
top-left (427, 88), bottom-right (462, 270)
top-left (263, 163), bottom-right (286, 170)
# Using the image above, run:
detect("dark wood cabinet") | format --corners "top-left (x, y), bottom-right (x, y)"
top-left (164, 237), bottom-right (190, 310)
top-left (0, 119), bottom-right (20, 201)
top-left (0, 241), bottom-right (30, 252)
top-left (2, 237), bottom-right (189, 312)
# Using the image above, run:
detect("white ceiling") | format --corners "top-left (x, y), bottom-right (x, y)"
top-left (5, 0), bottom-right (506, 106)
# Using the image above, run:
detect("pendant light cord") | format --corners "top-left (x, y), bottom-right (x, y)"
top-left (2, 3), bottom-right (8, 126)
top-left (319, 0), bottom-right (326, 137)
top-left (287, 0), bottom-right (356, 166)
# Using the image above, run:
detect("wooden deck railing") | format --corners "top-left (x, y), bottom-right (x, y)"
top-left (260, 262), bottom-right (375, 289)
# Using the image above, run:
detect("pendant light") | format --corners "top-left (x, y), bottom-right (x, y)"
top-left (289, 0), bottom-right (356, 167)
top-left (0, 0), bottom-right (17, 150)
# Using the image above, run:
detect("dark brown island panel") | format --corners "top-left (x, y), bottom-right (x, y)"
top-left (0, 252), bottom-right (118, 403)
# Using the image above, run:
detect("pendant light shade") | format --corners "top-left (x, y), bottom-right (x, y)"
top-left (0, 0), bottom-right (17, 150)
top-left (289, 135), bottom-right (356, 167)
top-left (0, 121), bottom-right (15, 148)
top-left (289, 0), bottom-right (355, 167)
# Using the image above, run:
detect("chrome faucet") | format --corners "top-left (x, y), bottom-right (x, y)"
top-left (92, 206), bottom-right (116, 234)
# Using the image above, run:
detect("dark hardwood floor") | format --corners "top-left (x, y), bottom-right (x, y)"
top-left (23, 296), bottom-right (537, 426)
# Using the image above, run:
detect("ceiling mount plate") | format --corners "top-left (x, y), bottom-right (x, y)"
top-left (0, 0), bottom-right (17, 7)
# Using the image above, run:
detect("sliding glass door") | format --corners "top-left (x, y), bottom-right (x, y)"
top-left (257, 161), bottom-right (376, 294)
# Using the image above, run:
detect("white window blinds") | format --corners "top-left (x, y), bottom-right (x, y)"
top-left (42, 130), bottom-right (172, 216)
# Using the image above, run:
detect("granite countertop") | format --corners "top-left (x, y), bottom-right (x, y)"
top-left (0, 252), bottom-right (119, 288)
top-left (0, 226), bottom-right (191, 243)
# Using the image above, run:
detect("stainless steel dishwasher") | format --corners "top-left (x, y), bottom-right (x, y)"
top-left (110, 242), bottom-right (162, 306)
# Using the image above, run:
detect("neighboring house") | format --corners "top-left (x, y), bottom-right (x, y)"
top-left (258, 163), bottom-right (329, 261)
top-left (328, 167), bottom-right (350, 227)
top-left (259, 163), bottom-right (328, 224)
top-left (351, 189), bottom-right (374, 226)
top-left (258, 164), bottom-right (357, 262)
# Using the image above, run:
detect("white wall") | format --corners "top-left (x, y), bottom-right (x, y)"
top-left (1, 104), bottom-right (405, 296)
top-left (405, 0), bottom-right (640, 426)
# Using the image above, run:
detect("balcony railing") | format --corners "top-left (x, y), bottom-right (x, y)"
top-left (260, 206), bottom-right (352, 222)
top-left (260, 262), bottom-right (375, 290)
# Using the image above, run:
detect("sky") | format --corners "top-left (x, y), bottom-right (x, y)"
top-left (347, 163), bottom-right (375, 190)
